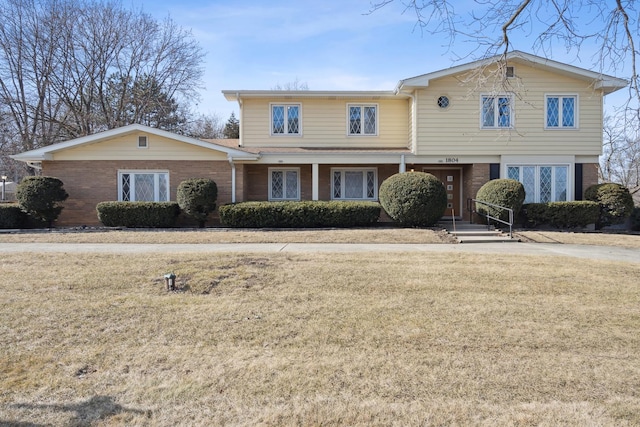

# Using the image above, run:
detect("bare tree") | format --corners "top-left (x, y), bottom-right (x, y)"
top-left (184, 113), bottom-right (225, 140)
top-left (369, 1), bottom-right (637, 93)
top-left (272, 77), bottom-right (309, 91)
top-left (601, 115), bottom-right (640, 194)
top-left (0, 0), bottom-right (205, 154)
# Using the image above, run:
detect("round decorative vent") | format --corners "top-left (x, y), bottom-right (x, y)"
top-left (437, 95), bottom-right (450, 109)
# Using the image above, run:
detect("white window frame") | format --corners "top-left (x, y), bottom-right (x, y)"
top-left (480, 93), bottom-right (514, 129)
top-left (331, 167), bottom-right (378, 200)
top-left (347, 104), bottom-right (378, 136)
top-left (118, 170), bottom-right (170, 202)
top-left (268, 167), bottom-right (300, 201)
top-left (545, 94), bottom-right (578, 129)
top-left (270, 103), bottom-right (302, 136)
top-left (506, 164), bottom-right (570, 204)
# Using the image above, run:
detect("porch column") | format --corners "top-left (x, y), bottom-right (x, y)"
top-left (399, 154), bottom-right (406, 173)
top-left (312, 163), bottom-right (319, 200)
top-left (229, 157), bottom-right (236, 203)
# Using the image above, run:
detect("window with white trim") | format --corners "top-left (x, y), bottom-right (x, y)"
top-left (348, 104), bottom-right (377, 135)
top-left (271, 104), bottom-right (301, 135)
top-left (119, 171), bottom-right (169, 202)
top-left (546, 95), bottom-right (577, 128)
top-left (331, 168), bottom-right (377, 200)
top-left (481, 94), bottom-right (513, 128)
top-left (269, 168), bottom-right (300, 200)
top-left (507, 165), bottom-right (568, 204)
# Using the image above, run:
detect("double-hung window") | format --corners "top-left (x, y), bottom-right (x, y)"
top-left (507, 165), bottom-right (568, 203)
top-left (269, 168), bottom-right (300, 200)
top-left (119, 171), bottom-right (169, 202)
top-left (332, 168), bottom-right (377, 200)
top-left (546, 95), bottom-right (577, 129)
top-left (481, 94), bottom-right (513, 128)
top-left (271, 104), bottom-right (301, 135)
top-left (348, 104), bottom-right (377, 136)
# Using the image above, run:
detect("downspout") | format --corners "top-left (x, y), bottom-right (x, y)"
top-left (399, 154), bottom-right (406, 173)
top-left (229, 157), bottom-right (237, 203)
top-left (408, 92), bottom-right (417, 154)
top-left (236, 92), bottom-right (243, 147)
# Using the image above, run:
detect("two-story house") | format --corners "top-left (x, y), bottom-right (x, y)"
top-left (12, 51), bottom-right (626, 226)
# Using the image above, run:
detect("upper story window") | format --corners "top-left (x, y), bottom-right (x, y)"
top-left (546, 95), bottom-right (577, 129)
top-left (271, 104), bottom-right (301, 135)
top-left (481, 94), bottom-right (513, 129)
top-left (348, 104), bottom-right (377, 136)
top-left (269, 168), bottom-right (300, 201)
top-left (119, 171), bottom-right (169, 202)
top-left (138, 136), bottom-right (148, 148)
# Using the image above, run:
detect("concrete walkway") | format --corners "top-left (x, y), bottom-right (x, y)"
top-left (0, 242), bottom-right (638, 263)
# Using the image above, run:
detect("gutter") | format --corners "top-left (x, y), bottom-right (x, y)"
top-left (236, 92), bottom-right (243, 147)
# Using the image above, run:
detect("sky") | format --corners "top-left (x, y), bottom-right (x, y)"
top-left (128, 0), bottom-right (631, 121)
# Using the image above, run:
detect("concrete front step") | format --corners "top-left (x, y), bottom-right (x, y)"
top-left (437, 222), bottom-right (518, 243)
top-left (456, 235), bottom-right (517, 243)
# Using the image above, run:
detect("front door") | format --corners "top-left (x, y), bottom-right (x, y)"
top-left (423, 168), bottom-right (462, 218)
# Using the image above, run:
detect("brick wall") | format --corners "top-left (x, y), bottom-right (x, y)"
top-left (581, 163), bottom-right (599, 198)
top-left (43, 160), bottom-right (232, 226)
top-left (463, 164), bottom-right (490, 221)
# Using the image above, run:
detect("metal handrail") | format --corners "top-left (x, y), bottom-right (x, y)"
top-left (467, 198), bottom-right (514, 238)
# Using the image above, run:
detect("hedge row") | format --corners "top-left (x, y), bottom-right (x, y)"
top-left (219, 201), bottom-right (381, 228)
top-left (522, 201), bottom-right (600, 228)
top-left (0, 204), bottom-right (28, 229)
top-left (96, 201), bottom-right (180, 228)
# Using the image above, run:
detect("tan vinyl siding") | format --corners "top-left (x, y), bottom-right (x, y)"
top-left (415, 63), bottom-right (604, 157)
top-left (241, 98), bottom-right (409, 148)
top-left (53, 134), bottom-right (228, 161)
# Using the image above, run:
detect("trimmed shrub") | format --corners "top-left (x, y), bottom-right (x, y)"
top-left (0, 204), bottom-right (28, 229)
top-left (475, 179), bottom-right (525, 223)
top-left (97, 201), bottom-right (180, 228)
top-left (218, 201), bottom-right (381, 228)
top-left (378, 172), bottom-right (447, 227)
top-left (585, 183), bottom-right (634, 227)
top-left (177, 178), bottom-right (218, 228)
top-left (522, 201), bottom-right (600, 228)
top-left (16, 176), bottom-right (69, 227)
top-left (631, 206), bottom-right (640, 231)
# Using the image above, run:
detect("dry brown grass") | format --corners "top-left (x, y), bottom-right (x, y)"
top-left (0, 227), bottom-right (452, 244)
top-left (516, 230), bottom-right (640, 248)
top-left (2, 251), bottom-right (639, 425)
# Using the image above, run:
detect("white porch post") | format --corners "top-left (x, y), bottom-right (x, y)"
top-left (229, 157), bottom-right (236, 203)
top-left (399, 154), bottom-right (406, 173)
top-left (312, 163), bottom-right (319, 200)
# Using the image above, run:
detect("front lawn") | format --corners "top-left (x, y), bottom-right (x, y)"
top-left (2, 251), bottom-right (639, 425)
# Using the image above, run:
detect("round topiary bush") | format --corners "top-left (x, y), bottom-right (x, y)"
top-left (16, 176), bottom-right (69, 227)
top-left (378, 172), bottom-right (447, 227)
top-left (177, 178), bottom-right (218, 228)
top-left (584, 183), bottom-right (634, 227)
top-left (475, 179), bottom-right (525, 223)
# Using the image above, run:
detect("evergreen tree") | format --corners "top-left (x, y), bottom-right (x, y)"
top-left (223, 113), bottom-right (240, 139)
